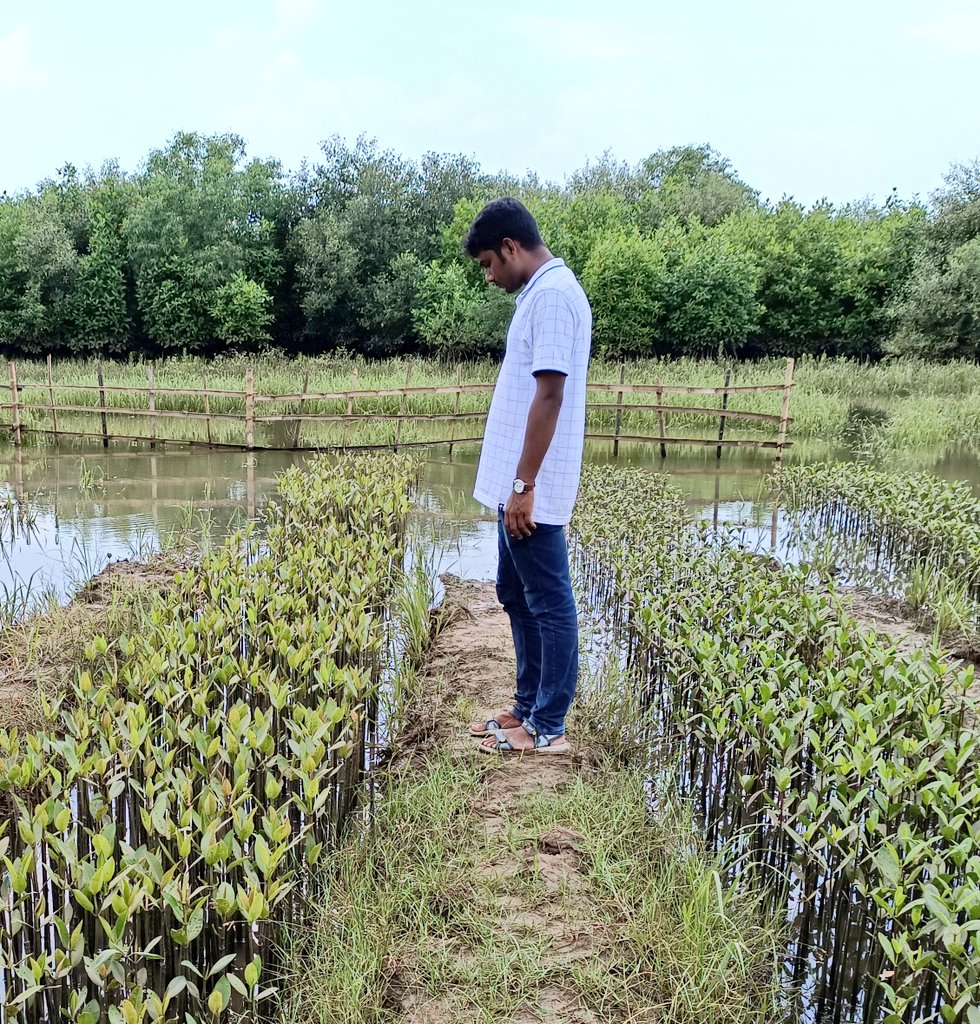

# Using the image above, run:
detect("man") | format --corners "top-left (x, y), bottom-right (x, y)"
top-left (464, 198), bottom-right (592, 756)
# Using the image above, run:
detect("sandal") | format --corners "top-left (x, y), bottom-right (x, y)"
top-left (477, 728), bottom-right (572, 756)
top-left (469, 711), bottom-right (523, 737)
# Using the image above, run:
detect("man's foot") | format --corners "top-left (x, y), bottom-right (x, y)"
top-left (478, 725), bottom-right (571, 756)
top-left (469, 711), bottom-right (523, 737)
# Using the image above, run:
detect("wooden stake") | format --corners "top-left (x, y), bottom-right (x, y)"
top-left (342, 368), bottom-right (357, 448)
top-left (245, 367), bottom-right (255, 450)
top-left (97, 365), bottom-right (109, 448)
top-left (7, 361), bottom-right (21, 447)
top-left (448, 363), bottom-right (462, 459)
top-left (393, 365), bottom-right (412, 450)
top-left (774, 357), bottom-right (795, 466)
top-left (293, 368), bottom-right (310, 449)
top-left (147, 364), bottom-right (156, 450)
top-left (655, 378), bottom-right (667, 459)
top-left (716, 367), bottom-right (732, 461)
top-left (613, 362), bottom-right (626, 458)
top-left (203, 370), bottom-right (213, 447)
top-left (47, 354), bottom-right (59, 442)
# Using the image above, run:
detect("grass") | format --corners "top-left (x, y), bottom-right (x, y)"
top-left (277, 751), bottom-right (782, 1024)
top-left (0, 552), bottom-right (185, 730)
top-left (1, 354), bottom-right (977, 453)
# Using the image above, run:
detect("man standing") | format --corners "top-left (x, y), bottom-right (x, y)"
top-left (465, 198), bottom-right (592, 756)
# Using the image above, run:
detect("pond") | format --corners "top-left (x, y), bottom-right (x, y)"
top-left (0, 432), bottom-right (977, 612)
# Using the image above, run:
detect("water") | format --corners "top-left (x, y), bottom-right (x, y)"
top-left (0, 434), bottom-right (977, 613)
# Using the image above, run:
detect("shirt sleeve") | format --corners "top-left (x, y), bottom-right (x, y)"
top-left (527, 290), bottom-right (575, 377)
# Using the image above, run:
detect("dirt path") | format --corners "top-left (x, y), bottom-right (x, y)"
top-left (395, 577), bottom-right (604, 1024)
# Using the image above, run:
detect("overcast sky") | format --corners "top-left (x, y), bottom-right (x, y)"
top-left (2, 0), bottom-right (979, 206)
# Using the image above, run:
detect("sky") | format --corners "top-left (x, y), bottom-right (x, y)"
top-left (2, 0), bottom-right (979, 207)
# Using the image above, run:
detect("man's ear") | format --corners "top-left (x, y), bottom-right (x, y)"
top-left (500, 238), bottom-right (520, 260)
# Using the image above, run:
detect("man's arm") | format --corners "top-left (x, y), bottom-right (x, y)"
top-left (504, 371), bottom-right (565, 538)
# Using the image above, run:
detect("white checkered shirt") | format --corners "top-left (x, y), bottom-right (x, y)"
top-left (474, 258), bottom-right (592, 525)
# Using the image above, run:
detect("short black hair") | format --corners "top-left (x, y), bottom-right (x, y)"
top-left (463, 198), bottom-right (543, 257)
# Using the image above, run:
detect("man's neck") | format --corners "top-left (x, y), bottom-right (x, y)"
top-left (520, 247), bottom-right (555, 288)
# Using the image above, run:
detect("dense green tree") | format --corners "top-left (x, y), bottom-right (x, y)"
top-left (124, 132), bottom-right (285, 353)
top-left (211, 271), bottom-right (274, 348)
top-left (0, 132), bottom-right (974, 362)
top-left (660, 231), bottom-right (762, 358)
top-left (68, 212), bottom-right (131, 355)
top-left (888, 237), bottom-right (980, 360)
top-left (412, 260), bottom-right (512, 360)
top-left (296, 137), bottom-right (485, 352)
top-left (582, 232), bottom-right (668, 358)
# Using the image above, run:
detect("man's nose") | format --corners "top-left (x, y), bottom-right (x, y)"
top-left (484, 268), bottom-right (493, 284)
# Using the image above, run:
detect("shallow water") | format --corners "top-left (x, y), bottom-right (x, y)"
top-left (0, 434), bottom-right (976, 613)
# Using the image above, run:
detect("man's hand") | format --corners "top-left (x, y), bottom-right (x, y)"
top-left (504, 490), bottom-right (536, 539)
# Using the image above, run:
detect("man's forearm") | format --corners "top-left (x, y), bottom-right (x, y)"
top-left (516, 391), bottom-right (563, 482)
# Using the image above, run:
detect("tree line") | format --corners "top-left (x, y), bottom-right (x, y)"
top-left (1, 132), bottom-right (977, 362)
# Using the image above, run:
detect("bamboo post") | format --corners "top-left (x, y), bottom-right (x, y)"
top-left (342, 368), bottom-right (357, 449)
top-left (97, 365), bottom-right (109, 448)
top-left (448, 363), bottom-right (462, 458)
top-left (13, 446), bottom-right (23, 506)
top-left (293, 368), bottom-right (310, 449)
top-left (245, 367), bottom-right (255, 450)
top-left (7, 361), bottom-right (21, 447)
top-left (713, 468), bottom-right (721, 530)
top-left (393, 365), bottom-right (412, 450)
top-left (716, 367), bottom-right (732, 461)
top-left (774, 357), bottom-right (795, 466)
top-left (612, 362), bottom-right (626, 458)
top-left (655, 378), bottom-right (667, 459)
top-left (147, 364), bottom-right (156, 450)
top-left (203, 370), bottom-right (213, 446)
top-left (246, 456), bottom-right (256, 520)
top-left (47, 354), bottom-right (59, 443)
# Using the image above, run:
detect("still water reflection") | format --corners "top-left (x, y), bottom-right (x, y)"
top-left (0, 435), bottom-right (976, 611)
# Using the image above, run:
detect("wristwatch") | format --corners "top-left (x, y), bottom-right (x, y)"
top-left (513, 478), bottom-right (534, 494)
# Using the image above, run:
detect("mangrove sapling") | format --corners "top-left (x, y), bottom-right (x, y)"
top-left (569, 463), bottom-right (980, 1023)
top-left (776, 462), bottom-right (980, 644)
top-left (0, 454), bottom-right (421, 1021)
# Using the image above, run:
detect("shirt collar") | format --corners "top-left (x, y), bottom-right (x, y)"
top-left (516, 257), bottom-right (565, 305)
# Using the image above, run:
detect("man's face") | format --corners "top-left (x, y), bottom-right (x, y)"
top-left (476, 243), bottom-right (522, 294)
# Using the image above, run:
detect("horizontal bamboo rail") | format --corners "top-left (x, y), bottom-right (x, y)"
top-left (0, 357), bottom-right (795, 460)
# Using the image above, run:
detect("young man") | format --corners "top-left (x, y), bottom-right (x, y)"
top-left (465, 198), bottom-right (592, 756)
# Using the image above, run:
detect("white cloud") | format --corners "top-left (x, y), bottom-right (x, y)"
top-left (0, 24), bottom-right (46, 89)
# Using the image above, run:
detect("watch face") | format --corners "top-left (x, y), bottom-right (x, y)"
top-left (514, 480), bottom-right (524, 493)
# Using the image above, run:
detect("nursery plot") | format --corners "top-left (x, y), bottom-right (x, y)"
top-left (571, 465), bottom-right (979, 1024)
top-left (0, 455), bottom-right (429, 1021)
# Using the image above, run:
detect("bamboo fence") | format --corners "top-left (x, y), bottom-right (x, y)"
top-left (0, 357), bottom-right (795, 461)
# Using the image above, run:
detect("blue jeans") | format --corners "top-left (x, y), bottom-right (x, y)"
top-left (496, 508), bottom-right (579, 737)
